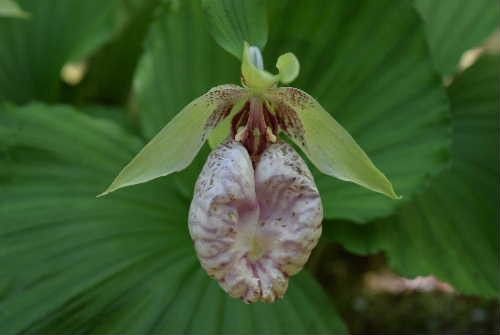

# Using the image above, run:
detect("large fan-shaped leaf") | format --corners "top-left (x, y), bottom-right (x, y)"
top-left (202, 0), bottom-right (268, 59)
top-left (415, 0), bottom-right (500, 76)
top-left (263, 0), bottom-right (451, 222)
top-left (325, 55), bottom-right (499, 297)
top-left (75, 0), bottom-right (160, 104)
top-left (134, 0), bottom-right (239, 139)
top-left (0, 0), bottom-right (120, 103)
top-left (0, 104), bottom-right (346, 333)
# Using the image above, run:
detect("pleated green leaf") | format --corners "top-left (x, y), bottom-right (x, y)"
top-left (0, 104), bottom-right (346, 333)
top-left (134, 0), bottom-right (239, 139)
top-left (264, 0), bottom-right (451, 222)
top-left (0, 0), bottom-right (120, 103)
top-left (202, 0), bottom-right (268, 59)
top-left (75, 0), bottom-right (161, 104)
top-left (0, 0), bottom-right (28, 18)
top-left (325, 55), bottom-right (499, 297)
top-left (415, 0), bottom-right (500, 76)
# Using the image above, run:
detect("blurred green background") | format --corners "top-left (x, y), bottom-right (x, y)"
top-left (0, 0), bottom-right (498, 333)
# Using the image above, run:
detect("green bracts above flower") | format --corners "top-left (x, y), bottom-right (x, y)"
top-left (100, 42), bottom-right (398, 200)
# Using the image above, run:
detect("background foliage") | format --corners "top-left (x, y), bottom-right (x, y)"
top-left (0, 0), bottom-right (498, 333)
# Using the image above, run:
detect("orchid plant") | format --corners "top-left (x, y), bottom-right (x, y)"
top-left (100, 42), bottom-right (398, 303)
top-left (0, 0), bottom-right (497, 332)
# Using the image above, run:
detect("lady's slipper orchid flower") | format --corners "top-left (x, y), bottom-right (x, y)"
top-left (99, 42), bottom-right (398, 303)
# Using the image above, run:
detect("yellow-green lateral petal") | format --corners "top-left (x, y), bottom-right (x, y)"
top-left (267, 87), bottom-right (400, 199)
top-left (276, 53), bottom-right (300, 84)
top-left (241, 42), bottom-right (277, 92)
top-left (99, 84), bottom-right (245, 196)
